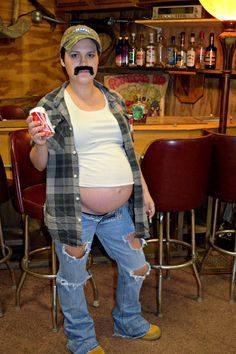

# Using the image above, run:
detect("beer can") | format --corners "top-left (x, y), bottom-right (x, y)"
top-left (30, 106), bottom-right (55, 137)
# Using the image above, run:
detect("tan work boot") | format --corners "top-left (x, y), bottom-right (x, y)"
top-left (141, 324), bottom-right (161, 341)
top-left (88, 345), bottom-right (105, 354)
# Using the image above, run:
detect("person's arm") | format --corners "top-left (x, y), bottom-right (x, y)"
top-left (140, 168), bottom-right (155, 221)
top-left (30, 143), bottom-right (48, 171)
top-left (26, 115), bottom-right (48, 171)
top-left (135, 153), bottom-right (155, 220)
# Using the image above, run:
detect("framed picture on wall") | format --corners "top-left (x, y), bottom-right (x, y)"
top-left (104, 73), bottom-right (169, 116)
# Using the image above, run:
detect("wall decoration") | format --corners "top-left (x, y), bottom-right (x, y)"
top-left (104, 73), bottom-right (169, 116)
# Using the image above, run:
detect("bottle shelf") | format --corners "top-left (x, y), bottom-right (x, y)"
top-left (98, 66), bottom-right (236, 77)
top-left (135, 18), bottom-right (222, 29)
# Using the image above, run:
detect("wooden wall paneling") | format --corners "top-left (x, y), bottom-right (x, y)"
top-left (174, 73), bottom-right (205, 104)
top-left (56, 0), bottom-right (140, 10)
top-left (0, 1), bottom-right (235, 119)
top-left (164, 76), bottom-right (221, 117)
top-left (0, 1), bottom-right (14, 24)
top-left (0, 0), bottom-right (65, 111)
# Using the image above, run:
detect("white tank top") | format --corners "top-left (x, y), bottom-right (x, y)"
top-left (64, 90), bottom-right (134, 187)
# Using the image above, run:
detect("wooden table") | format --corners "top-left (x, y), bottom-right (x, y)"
top-left (133, 116), bottom-right (236, 158)
top-left (0, 120), bottom-right (27, 177)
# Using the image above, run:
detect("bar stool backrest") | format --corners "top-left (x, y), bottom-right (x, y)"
top-left (209, 133), bottom-right (236, 203)
top-left (0, 105), bottom-right (27, 120)
top-left (141, 135), bottom-right (213, 212)
top-left (9, 129), bottom-right (46, 215)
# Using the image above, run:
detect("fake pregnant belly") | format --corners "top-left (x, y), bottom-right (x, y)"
top-left (80, 185), bottom-right (133, 214)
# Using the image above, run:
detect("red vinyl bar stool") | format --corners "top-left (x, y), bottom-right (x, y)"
top-left (200, 133), bottom-right (236, 303)
top-left (141, 134), bottom-right (212, 316)
top-left (0, 154), bottom-right (16, 317)
top-left (10, 129), bottom-right (99, 331)
top-left (10, 129), bottom-right (58, 331)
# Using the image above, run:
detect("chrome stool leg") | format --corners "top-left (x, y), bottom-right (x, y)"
top-left (165, 212), bottom-right (171, 281)
top-left (230, 249), bottom-right (236, 304)
top-left (0, 217), bottom-right (16, 317)
top-left (51, 241), bottom-right (58, 332)
top-left (87, 254), bottom-right (99, 308)
top-left (16, 215), bottom-right (58, 331)
top-left (190, 210), bottom-right (202, 302)
top-left (200, 197), bottom-right (236, 303)
top-left (0, 234), bottom-right (16, 289)
top-left (157, 212), bottom-right (164, 318)
top-left (16, 214), bottom-right (29, 310)
top-left (200, 198), bottom-right (219, 275)
top-left (148, 209), bottom-right (203, 316)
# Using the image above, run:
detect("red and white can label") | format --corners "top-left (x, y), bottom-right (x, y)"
top-left (30, 106), bottom-right (55, 137)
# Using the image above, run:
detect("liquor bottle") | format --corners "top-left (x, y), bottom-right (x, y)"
top-left (176, 32), bottom-right (186, 69)
top-left (156, 33), bottom-right (166, 68)
top-left (136, 33), bottom-right (145, 67)
top-left (195, 31), bottom-right (205, 70)
top-left (205, 32), bottom-right (217, 70)
top-left (115, 36), bottom-right (123, 67)
top-left (186, 33), bottom-right (196, 68)
top-left (128, 33), bottom-right (137, 67)
top-left (166, 35), bottom-right (177, 68)
top-left (122, 36), bottom-right (129, 67)
top-left (146, 32), bottom-right (156, 67)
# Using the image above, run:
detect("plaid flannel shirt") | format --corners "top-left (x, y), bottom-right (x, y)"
top-left (37, 80), bottom-right (150, 246)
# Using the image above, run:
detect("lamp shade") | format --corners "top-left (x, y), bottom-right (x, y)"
top-left (199, 0), bottom-right (236, 21)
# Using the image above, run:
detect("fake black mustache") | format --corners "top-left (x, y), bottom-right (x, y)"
top-left (74, 66), bottom-right (94, 76)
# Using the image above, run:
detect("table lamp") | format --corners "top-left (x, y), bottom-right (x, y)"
top-left (199, 0), bottom-right (236, 133)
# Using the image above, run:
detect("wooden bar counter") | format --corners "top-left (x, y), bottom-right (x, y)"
top-left (133, 116), bottom-right (236, 158)
top-left (1, 115), bottom-right (236, 247)
top-left (0, 120), bottom-right (27, 177)
top-left (1, 116), bottom-right (236, 175)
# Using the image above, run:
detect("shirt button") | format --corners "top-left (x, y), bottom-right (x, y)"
top-left (75, 196), bottom-right (80, 201)
top-left (73, 150), bottom-right (77, 155)
top-left (69, 126), bottom-right (72, 131)
top-left (78, 218), bottom-right (81, 222)
top-left (73, 174), bottom-right (78, 178)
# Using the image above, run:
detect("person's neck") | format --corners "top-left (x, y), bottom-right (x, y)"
top-left (67, 81), bottom-right (104, 110)
top-left (68, 81), bottom-right (96, 100)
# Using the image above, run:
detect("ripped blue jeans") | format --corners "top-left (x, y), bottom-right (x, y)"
top-left (55, 203), bottom-right (150, 354)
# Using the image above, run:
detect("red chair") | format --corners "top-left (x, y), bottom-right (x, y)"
top-left (141, 134), bottom-right (212, 316)
top-left (0, 154), bottom-right (16, 317)
top-left (0, 105), bottom-right (27, 120)
top-left (10, 129), bottom-right (99, 330)
top-left (9, 129), bottom-right (58, 331)
top-left (200, 133), bottom-right (236, 303)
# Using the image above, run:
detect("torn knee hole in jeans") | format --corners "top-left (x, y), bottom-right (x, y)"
top-left (130, 262), bottom-right (151, 279)
top-left (124, 233), bottom-right (143, 251)
top-left (63, 242), bottom-right (90, 260)
top-left (58, 273), bottom-right (92, 288)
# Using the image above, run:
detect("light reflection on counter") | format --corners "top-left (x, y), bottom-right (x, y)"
top-left (134, 116), bottom-right (209, 126)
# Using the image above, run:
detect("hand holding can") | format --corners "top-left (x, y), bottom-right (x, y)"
top-left (29, 106), bottom-right (55, 138)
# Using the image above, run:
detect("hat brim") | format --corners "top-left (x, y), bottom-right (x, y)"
top-left (62, 35), bottom-right (102, 53)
